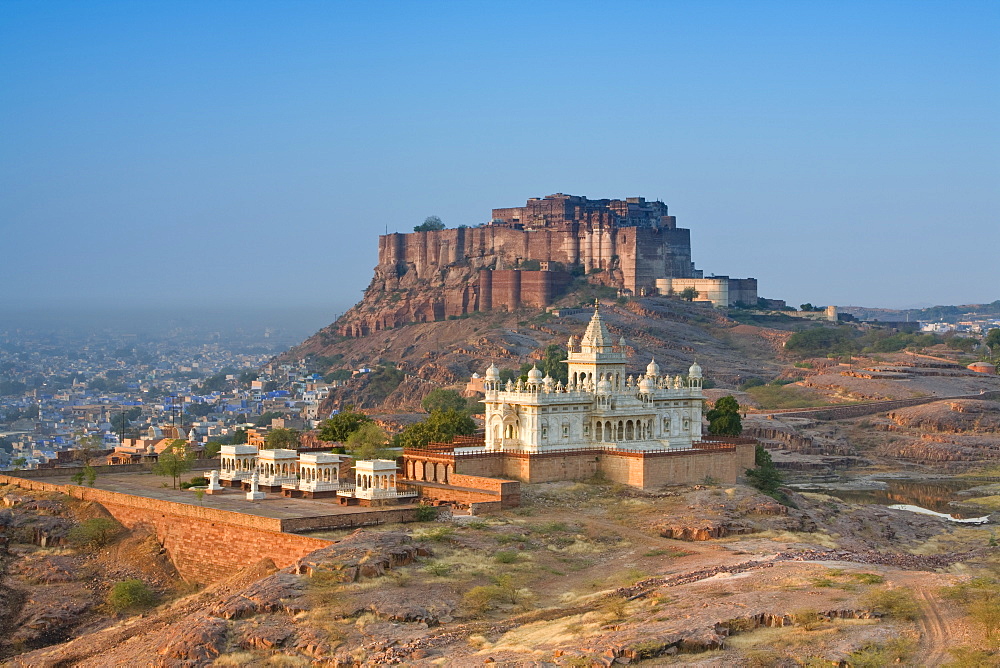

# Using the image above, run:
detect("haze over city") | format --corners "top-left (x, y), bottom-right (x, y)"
top-left (2, 1), bottom-right (997, 315)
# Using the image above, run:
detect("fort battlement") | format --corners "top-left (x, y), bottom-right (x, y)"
top-left (336, 194), bottom-right (721, 337)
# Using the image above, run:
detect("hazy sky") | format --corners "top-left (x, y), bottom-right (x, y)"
top-left (2, 1), bottom-right (997, 316)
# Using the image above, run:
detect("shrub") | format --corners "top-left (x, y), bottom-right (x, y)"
top-left (848, 637), bottom-right (917, 667)
top-left (493, 550), bottom-right (520, 564)
top-left (107, 578), bottom-right (158, 612)
top-left (861, 587), bottom-right (920, 620)
top-left (413, 526), bottom-right (454, 542)
top-left (414, 504), bottom-right (438, 522)
top-left (793, 609), bottom-right (823, 630)
top-left (67, 517), bottom-right (122, 550)
top-left (463, 585), bottom-right (499, 615)
top-left (424, 562), bottom-right (452, 576)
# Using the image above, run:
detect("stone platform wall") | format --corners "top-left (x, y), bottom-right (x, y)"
top-left (0, 474), bottom-right (332, 585)
top-left (407, 440), bottom-right (757, 492)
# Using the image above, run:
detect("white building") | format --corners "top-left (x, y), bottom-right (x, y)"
top-left (480, 307), bottom-right (704, 453)
top-left (219, 445), bottom-right (258, 484)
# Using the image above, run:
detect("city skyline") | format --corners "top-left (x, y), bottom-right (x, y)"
top-left (2, 1), bottom-right (997, 313)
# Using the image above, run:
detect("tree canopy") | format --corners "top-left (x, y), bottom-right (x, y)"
top-left (539, 344), bottom-right (568, 384)
top-left (986, 328), bottom-right (1000, 352)
top-left (318, 406), bottom-right (371, 442)
top-left (706, 395), bottom-right (743, 436)
top-left (152, 440), bottom-right (195, 489)
top-left (345, 422), bottom-right (390, 460)
top-left (265, 428), bottom-right (300, 450)
top-left (414, 215), bottom-right (445, 232)
top-left (679, 287), bottom-right (699, 301)
top-left (421, 388), bottom-right (468, 414)
top-left (745, 444), bottom-right (785, 498)
top-left (392, 409), bottom-right (476, 449)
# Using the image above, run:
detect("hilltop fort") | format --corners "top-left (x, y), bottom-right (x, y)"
top-left (338, 193), bottom-right (757, 337)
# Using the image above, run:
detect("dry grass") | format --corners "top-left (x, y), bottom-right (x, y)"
top-left (265, 655), bottom-right (311, 667)
top-left (963, 495), bottom-right (1000, 511)
top-left (213, 652), bottom-right (257, 666)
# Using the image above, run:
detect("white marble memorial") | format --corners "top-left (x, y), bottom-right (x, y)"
top-left (343, 459), bottom-right (416, 500)
top-left (479, 307), bottom-right (704, 454)
top-left (206, 469), bottom-right (224, 494)
top-left (283, 452), bottom-right (348, 494)
top-left (220, 444), bottom-right (258, 484)
top-left (257, 448), bottom-right (299, 488)
top-left (246, 471), bottom-right (265, 501)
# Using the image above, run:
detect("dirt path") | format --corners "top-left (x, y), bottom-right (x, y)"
top-left (916, 588), bottom-right (950, 667)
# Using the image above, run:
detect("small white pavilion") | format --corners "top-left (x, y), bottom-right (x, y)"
top-left (284, 452), bottom-right (348, 496)
top-left (219, 445), bottom-right (258, 486)
top-left (343, 459), bottom-right (417, 501)
top-left (257, 448), bottom-right (299, 489)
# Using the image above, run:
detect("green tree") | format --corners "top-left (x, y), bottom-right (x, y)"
top-left (237, 369), bottom-right (259, 386)
top-left (185, 402), bottom-right (214, 418)
top-left (785, 326), bottom-right (859, 357)
top-left (345, 422), bottom-right (390, 460)
top-left (364, 365), bottom-right (406, 404)
top-left (393, 409), bottom-right (476, 449)
top-left (745, 444), bottom-right (784, 495)
top-left (152, 439), bottom-right (195, 489)
top-left (324, 369), bottom-right (352, 383)
top-left (986, 328), bottom-right (1000, 352)
top-left (421, 388), bottom-right (468, 414)
top-left (540, 344), bottom-right (568, 384)
top-left (229, 428), bottom-right (248, 444)
top-left (72, 434), bottom-right (104, 487)
top-left (12, 456), bottom-right (27, 470)
top-left (264, 428), bottom-right (300, 450)
top-left (203, 441), bottom-right (223, 458)
top-left (254, 410), bottom-right (283, 427)
top-left (110, 407), bottom-right (142, 434)
top-left (414, 215), bottom-right (445, 232)
top-left (679, 287), bottom-right (699, 301)
top-left (706, 395), bottom-right (743, 436)
top-left (318, 406), bottom-right (372, 442)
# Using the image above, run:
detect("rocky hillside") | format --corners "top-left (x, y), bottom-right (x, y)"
top-left (283, 297), bottom-right (792, 411)
top-left (5, 480), bottom-right (994, 666)
top-left (0, 485), bottom-right (184, 661)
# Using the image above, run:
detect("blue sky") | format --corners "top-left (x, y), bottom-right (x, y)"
top-left (2, 1), bottom-right (997, 315)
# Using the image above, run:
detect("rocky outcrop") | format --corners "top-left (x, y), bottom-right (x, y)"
top-left (888, 399), bottom-right (1000, 433)
top-left (294, 529), bottom-right (430, 580)
top-left (658, 522), bottom-right (756, 541)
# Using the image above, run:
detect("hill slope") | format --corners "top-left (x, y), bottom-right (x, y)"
top-left (282, 297), bottom-right (791, 411)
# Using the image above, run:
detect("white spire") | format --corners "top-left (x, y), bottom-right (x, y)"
top-left (581, 306), bottom-right (613, 353)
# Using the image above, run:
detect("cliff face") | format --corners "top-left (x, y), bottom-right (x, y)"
top-left (337, 223), bottom-right (695, 338)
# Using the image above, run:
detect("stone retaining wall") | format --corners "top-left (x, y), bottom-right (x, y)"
top-left (0, 473), bottom-right (333, 585)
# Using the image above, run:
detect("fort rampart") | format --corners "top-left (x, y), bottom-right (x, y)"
top-left (337, 197), bottom-right (698, 337)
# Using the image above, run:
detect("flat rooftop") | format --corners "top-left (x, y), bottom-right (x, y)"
top-left (84, 470), bottom-right (418, 523)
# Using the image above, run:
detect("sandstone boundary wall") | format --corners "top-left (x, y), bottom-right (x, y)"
top-left (404, 440), bottom-right (756, 491)
top-left (0, 474), bottom-right (429, 584)
top-left (8, 461), bottom-right (218, 479)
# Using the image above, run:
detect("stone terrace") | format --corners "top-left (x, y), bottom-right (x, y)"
top-left (88, 471), bottom-right (422, 526)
